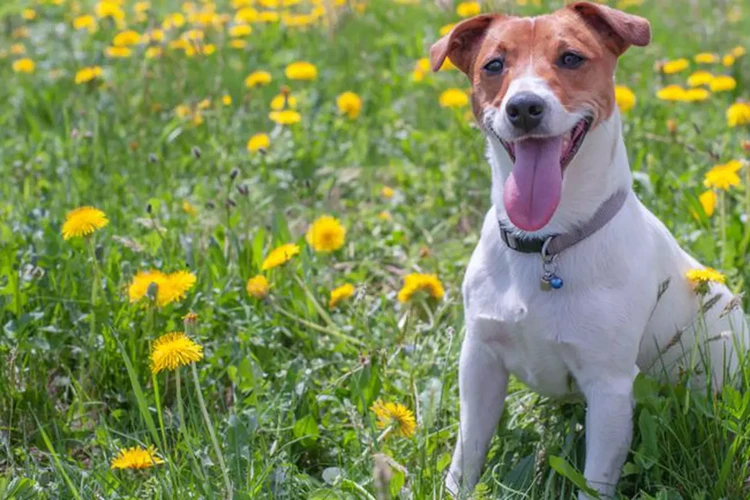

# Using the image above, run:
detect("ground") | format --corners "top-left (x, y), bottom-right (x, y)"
top-left (1, 0), bottom-right (750, 499)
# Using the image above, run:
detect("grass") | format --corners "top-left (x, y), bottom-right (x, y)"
top-left (1, 0), bottom-right (749, 499)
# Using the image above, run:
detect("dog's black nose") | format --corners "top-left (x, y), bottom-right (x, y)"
top-left (506, 92), bottom-right (546, 132)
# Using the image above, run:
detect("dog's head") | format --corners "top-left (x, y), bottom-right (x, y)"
top-left (430, 2), bottom-right (650, 232)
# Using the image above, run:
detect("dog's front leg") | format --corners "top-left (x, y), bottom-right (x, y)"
top-left (446, 332), bottom-right (509, 497)
top-left (578, 375), bottom-right (635, 500)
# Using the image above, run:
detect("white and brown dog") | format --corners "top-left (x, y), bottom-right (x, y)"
top-left (430, 3), bottom-right (748, 498)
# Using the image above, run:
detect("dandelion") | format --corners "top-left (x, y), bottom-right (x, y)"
top-left (440, 23), bottom-right (455, 36)
top-left (257, 11), bottom-right (280, 23)
top-left (370, 400), bottom-right (417, 438)
top-left (73, 14), bottom-right (97, 31)
top-left (270, 93), bottom-right (297, 110)
top-left (62, 207), bottom-right (109, 240)
top-left (381, 186), bottom-right (394, 199)
top-left (687, 70), bottom-right (713, 87)
top-left (377, 211), bottom-right (391, 221)
top-left (656, 85), bottom-right (687, 101)
top-left (269, 110), bottom-right (301, 125)
top-left (285, 61), bottom-right (317, 80)
top-left (722, 54), bottom-right (736, 67)
top-left (12, 58), bottom-right (35, 74)
top-left (305, 216), bottom-right (346, 253)
top-left (113, 30), bottom-right (141, 46)
top-left (22, 9), bottom-right (36, 20)
top-left (694, 53), bottom-right (718, 64)
top-left (246, 275), bottom-right (270, 298)
top-left (699, 190), bottom-right (716, 217)
top-left (732, 46), bottom-right (747, 58)
top-left (229, 24), bottom-right (252, 37)
top-left (111, 445), bottom-right (164, 470)
top-left (709, 75), bottom-right (736, 93)
top-left (614, 85), bottom-right (635, 112)
top-left (247, 133), bottom-right (270, 153)
top-left (128, 270), bottom-right (197, 307)
top-left (74, 66), bottom-right (103, 84)
top-left (261, 243), bottom-right (300, 270)
top-left (105, 46), bottom-right (132, 58)
top-left (10, 44), bottom-right (25, 55)
top-left (95, 1), bottom-right (125, 21)
top-left (337, 92), bottom-right (362, 119)
top-left (182, 200), bottom-right (198, 216)
top-left (439, 58), bottom-right (457, 71)
top-left (456, 1), bottom-right (481, 17)
top-left (150, 332), bottom-right (203, 374)
top-left (683, 88), bottom-right (709, 102)
top-left (245, 70), bottom-right (272, 88)
top-left (439, 88), bottom-right (469, 108)
top-left (397, 273), bottom-right (445, 303)
top-left (230, 39), bottom-right (247, 49)
top-left (703, 160), bottom-right (743, 190)
top-left (145, 47), bottom-right (162, 59)
top-left (222, 94), bottom-right (232, 106)
top-left (662, 58), bottom-right (689, 74)
top-left (329, 284), bottom-right (355, 309)
top-left (685, 268), bottom-right (726, 294)
top-left (727, 102), bottom-right (750, 127)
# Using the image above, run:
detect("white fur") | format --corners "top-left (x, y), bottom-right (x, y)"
top-left (447, 103), bottom-right (749, 499)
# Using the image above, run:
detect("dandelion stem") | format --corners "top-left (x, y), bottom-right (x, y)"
top-left (191, 363), bottom-right (233, 499)
top-left (719, 191), bottom-right (728, 268)
top-left (153, 372), bottom-right (168, 453)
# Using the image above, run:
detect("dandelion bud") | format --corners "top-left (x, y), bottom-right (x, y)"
top-left (226, 198), bottom-right (237, 208)
top-left (183, 312), bottom-right (199, 335)
top-left (667, 119), bottom-right (677, 135)
top-left (148, 153), bottom-right (158, 163)
top-left (191, 146), bottom-right (201, 159)
top-left (230, 168), bottom-right (239, 180)
top-left (146, 203), bottom-right (152, 214)
top-left (71, 128), bottom-right (79, 139)
top-left (237, 185), bottom-right (249, 196)
top-left (742, 140), bottom-right (750, 153)
top-left (205, 201), bottom-right (216, 209)
top-left (147, 281), bottom-right (159, 302)
top-left (95, 244), bottom-right (104, 262)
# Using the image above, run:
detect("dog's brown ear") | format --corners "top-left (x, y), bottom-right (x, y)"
top-left (568, 2), bottom-right (651, 55)
top-left (430, 14), bottom-right (501, 74)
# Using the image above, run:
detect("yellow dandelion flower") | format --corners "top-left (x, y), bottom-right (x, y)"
top-left (381, 186), bottom-right (394, 199)
top-left (73, 14), bottom-right (97, 31)
top-left (246, 275), bottom-right (270, 298)
top-left (656, 85), bottom-right (687, 101)
top-left (235, 7), bottom-right (258, 23)
top-left (687, 70), bottom-right (713, 87)
top-left (439, 58), bottom-right (457, 71)
top-left (727, 102), bottom-right (750, 127)
top-left (105, 46), bottom-right (132, 58)
top-left (95, 1), bottom-right (125, 21)
top-left (22, 9), bottom-right (36, 20)
top-left (703, 160), bottom-right (743, 190)
top-left (439, 88), bottom-right (469, 108)
top-left (150, 332), bottom-right (203, 374)
top-left (694, 52), bottom-right (718, 64)
top-left (269, 110), bottom-right (301, 125)
top-left (685, 268), bottom-right (726, 294)
top-left (12, 58), bottom-right (35, 74)
top-left (111, 445), bottom-right (164, 470)
top-left (336, 92), bottom-right (362, 119)
top-left (662, 58), bottom-right (689, 74)
top-left (230, 24), bottom-right (252, 37)
top-left (684, 88), bottom-right (709, 102)
top-left (397, 273), bottom-right (445, 303)
top-left (709, 75), bottom-right (737, 92)
top-left (305, 216), bottom-right (346, 253)
top-left (329, 283), bottom-right (355, 309)
top-left (614, 85), bottom-right (636, 112)
top-left (128, 270), bottom-right (197, 307)
top-left (732, 46), bottom-right (746, 58)
top-left (722, 54), bottom-right (736, 67)
top-left (257, 11), bottom-right (280, 23)
top-left (222, 94), bottom-right (232, 106)
top-left (10, 44), bottom-right (25, 55)
top-left (285, 61), bottom-right (317, 81)
top-left (377, 211), bottom-right (391, 221)
top-left (145, 47), bottom-right (162, 59)
top-left (245, 70), bottom-right (272, 88)
top-left (247, 133), bottom-right (270, 153)
top-left (439, 23), bottom-right (455, 36)
top-left (62, 206), bottom-right (109, 240)
top-left (698, 190), bottom-right (716, 217)
top-left (261, 243), bottom-right (300, 270)
top-left (197, 98), bottom-right (211, 110)
top-left (74, 66), bottom-right (103, 84)
top-left (201, 44), bottom-right (216, 56)
top-left (135, 1), bottom-right (151, 14)
top-left (182, 200), bottom-right (198, 216)
top-left (113, 30), bottom-right (141, 47)
top-left (229, 39), bottom-right (247, 49)
top-left (370, 400), bottom-right (416, 438)
top-left (270, 93), bottom-right (298, 110)
top-left (456, 1), bottom-right (481, 18)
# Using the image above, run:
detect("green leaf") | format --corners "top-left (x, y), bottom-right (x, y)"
top-left (389, 469), bottom-right (405, 498)
top-left (436, 452), bottom-right (451, 473)
top-left (293, 414), bottom-right (319, 447)
top-left (636, 409), bottom-right (659, 470)
top-left (548, 455), bottom-right (600, 498)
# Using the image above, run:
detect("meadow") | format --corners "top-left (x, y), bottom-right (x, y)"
top-left (1, 0), bottom-right (750, 498)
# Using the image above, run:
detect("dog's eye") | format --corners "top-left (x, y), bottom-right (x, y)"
top-left (558, 52), bottom-right (585, 69)
top-left (483, 58), bottom-right (504, 74)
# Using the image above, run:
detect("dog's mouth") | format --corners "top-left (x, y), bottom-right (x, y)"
top-left (500, 117), bottom-right (592, 232)
top-left (500, 117), bottom-right (592, 170)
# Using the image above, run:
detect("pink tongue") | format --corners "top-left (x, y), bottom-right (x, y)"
top-left (503, 136), bottom-right (563, 231)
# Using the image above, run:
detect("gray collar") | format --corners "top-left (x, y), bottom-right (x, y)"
top-left (498, 189), bottom-right (629, 257)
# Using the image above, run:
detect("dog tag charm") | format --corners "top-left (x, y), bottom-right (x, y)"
top-left (540, 272), bottom-right (563, 291)
top-left (540, 239), bottom-right (563, 291)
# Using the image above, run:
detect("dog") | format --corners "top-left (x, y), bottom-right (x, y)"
top-left (429, 3), bottom-right (749, 498)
